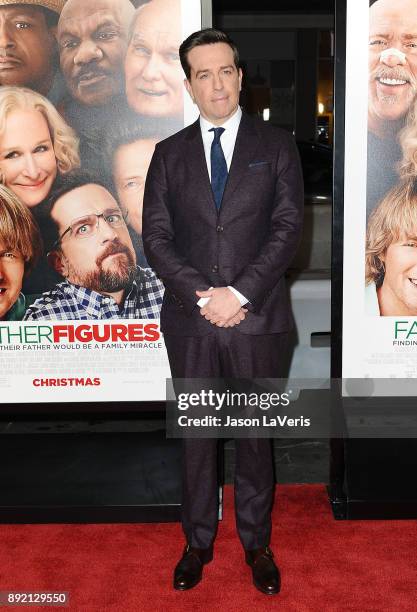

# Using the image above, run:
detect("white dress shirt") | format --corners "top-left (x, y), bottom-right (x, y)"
top-left (197, 106), bottom-right (248, 308)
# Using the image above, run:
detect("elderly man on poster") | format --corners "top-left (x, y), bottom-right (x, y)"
top-left (143, 29), bottom-right (303, 594)
top-left (367, 0), bottom-right (417, 217)
top-left (24, 172), bottom-right (163, 320)
top-left (0, 0), bottom-right (65, 103)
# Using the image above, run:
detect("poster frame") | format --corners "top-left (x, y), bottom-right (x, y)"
top-left (0, 0), bottom-right (213, 419)
top-left (329, 0), bottom-right (417, 519)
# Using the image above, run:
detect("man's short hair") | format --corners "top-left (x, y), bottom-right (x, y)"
top-left (0, 184), bottom-right (42, 274)
top-left (366, 177), bottom-right (417, 286)
top-left (103, 111), bottom-right (175, 173)
top-left (38, 170), bottom-right (113, 252)
top-left (179, 28), bottom-right (240, 80)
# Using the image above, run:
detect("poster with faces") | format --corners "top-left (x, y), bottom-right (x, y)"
top-left (343, 0), bottom-right (417, 384)
top-left (0, 0), bottom-right (203, 404)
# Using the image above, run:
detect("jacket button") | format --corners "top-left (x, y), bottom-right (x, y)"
top-left (212, 264), bottom-right (219, 272)
top-left (216, 225), bottom-right (224, 232)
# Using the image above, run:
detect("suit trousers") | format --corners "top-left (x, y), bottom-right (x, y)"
top-left (164, 326), bottom-right (288, 551)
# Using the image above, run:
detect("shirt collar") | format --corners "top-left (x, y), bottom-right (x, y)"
top-left (199, 106), bottom-right (242, 135)
top-left (65, 277), bottom-right (139, 317)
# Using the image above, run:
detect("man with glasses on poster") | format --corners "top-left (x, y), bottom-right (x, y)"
top-left (367, 0), bottom-right (417, 217)
top-left (23, 172), bottom-right (163, 320)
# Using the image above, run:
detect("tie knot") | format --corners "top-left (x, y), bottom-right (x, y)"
top-left (210, 127), bottom-right (225, 143)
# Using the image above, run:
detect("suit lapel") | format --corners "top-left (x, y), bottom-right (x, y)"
top-left (185, 119), bottom-right (218, 215)
top-left (221, 113), bottom-right (261, 208)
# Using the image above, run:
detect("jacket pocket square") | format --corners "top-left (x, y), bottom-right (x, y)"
top-left (248, 161), bottom-right (271, 168)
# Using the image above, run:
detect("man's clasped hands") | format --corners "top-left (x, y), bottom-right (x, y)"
top-left (196, 287), bottom-right (248, 328)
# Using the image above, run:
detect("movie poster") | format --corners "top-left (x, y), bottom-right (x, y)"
top-left (343, 0), bottom-right (417, 384)
top-left (0, 0), bottom-right (204, 403)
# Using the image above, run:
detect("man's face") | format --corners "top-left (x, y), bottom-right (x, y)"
top-left (0, 108), bottom-right (57, 209)
top-left (51, 184), bottom-right (136, 294)
top-left (113, 138), bottom-right (157, 235)
top-left (0, 238), bottom-right (24, 320)
top-left (184, 42), bottom-right (242, 126)
top-left (380, 234), bottom-right (417, 315)
top-left (0, 5), bottom-right (56, 94)
top-left (58, 0), bottom-right (134, 106)
top-left (125, 0), bottom-right (183, 117)
top-left (369, 0), bottom-right (417, 128)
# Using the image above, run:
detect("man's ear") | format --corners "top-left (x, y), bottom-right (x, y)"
top-left (184, 78), bottom-right (195, 102)
top-left (238, 67), bottom-right (243, 92)
top-left (47, 250), bottom-right (67, 277)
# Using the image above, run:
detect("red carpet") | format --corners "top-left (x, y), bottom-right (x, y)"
top-left (0, 485), bottom-right (416, 611)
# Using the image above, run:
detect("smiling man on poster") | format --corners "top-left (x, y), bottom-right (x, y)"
top-left (367, 0), bottom-right (417, 216)
top-left (142, 29), bottom-right (303, 594)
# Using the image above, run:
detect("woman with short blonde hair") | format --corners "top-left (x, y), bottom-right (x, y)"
top-left (0, 86), bottom-right (80, 208)
top-left (398, 103), bottom-right (417, 178)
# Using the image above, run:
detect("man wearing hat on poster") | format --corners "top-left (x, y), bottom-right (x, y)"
top-left (0, 0), bottom-right (66, 104)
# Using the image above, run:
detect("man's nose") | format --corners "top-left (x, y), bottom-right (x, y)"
top-left (22, 155), bottom-right (40, 180)
top-left (141, 54), bottom-right (162, 81)
top-left (0, 21), bottom-right (15, 50)
top-left (380, 47), bottom-right (407, 67)
top-left (212, 73), bottom-right (223, 90)
top-left (73, 40), bottom-right (103, 65)
top-left (98, 218), bottom-right (118, 241)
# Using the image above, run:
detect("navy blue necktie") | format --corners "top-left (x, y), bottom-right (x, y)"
top-left (209, 127), bottom-right (227, 210)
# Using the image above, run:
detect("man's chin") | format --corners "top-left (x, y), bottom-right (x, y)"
top-left (72, 81), bottom-right (120, 107)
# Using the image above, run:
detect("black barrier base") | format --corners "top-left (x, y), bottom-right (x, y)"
top-left (330, 499), bottom-right (417, 520)
top-left (0, 430), bottom-right (182, 523)
top-left (329, 438), bottom-right (417, 520)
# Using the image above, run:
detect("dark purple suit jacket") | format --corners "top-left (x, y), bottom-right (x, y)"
top-left (142, 112), bottom-right (304, 336)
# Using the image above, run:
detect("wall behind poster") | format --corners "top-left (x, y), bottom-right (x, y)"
top-left (0, 0), bottom-right (203, 403)
top-left (342, 0), bottom-right (417, 383)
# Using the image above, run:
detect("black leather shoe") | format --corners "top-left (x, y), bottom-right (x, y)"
top-left (245, 546), bottom-right (281, 595)
top-left (173, 545), bottom-right (213, 591)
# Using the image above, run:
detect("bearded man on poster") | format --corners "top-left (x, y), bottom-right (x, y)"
top-left (142, 29), bottom-right (303, 595)
top-left (24, 172), bottom-right (163, 321)
top-left (367, 0), bottom-right (417, 217)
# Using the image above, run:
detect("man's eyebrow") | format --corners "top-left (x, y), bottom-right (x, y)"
top-left (58, 16), bottom-right (120, 37)
top-left (93, 19), bottom-right (121, 31)
top-left (195, 65), bottom-right (234, 76)
top-left (402, 33), bottom-right (417, 40)
top-left (3, 7), bottom-right (38, 18)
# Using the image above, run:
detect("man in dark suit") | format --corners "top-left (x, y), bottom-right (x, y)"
top-left (142, 28), bottom-right (303, 595)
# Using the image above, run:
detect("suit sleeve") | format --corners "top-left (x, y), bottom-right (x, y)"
top-left (142, 143), bottom-right (212, 316)
top-left (231, 134), bottom-right (304, 312)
